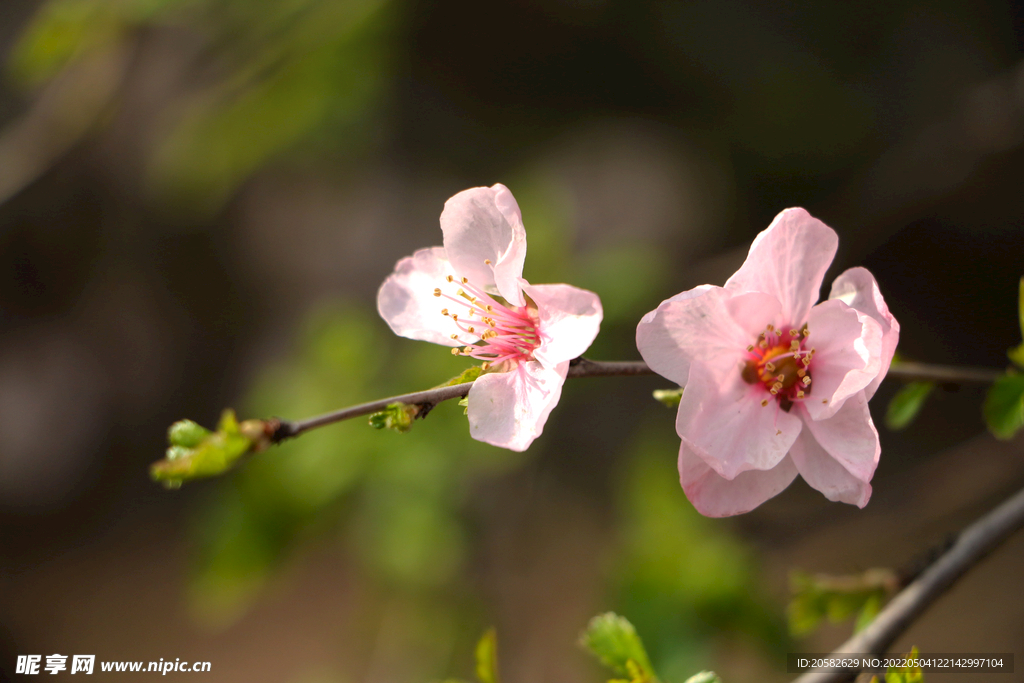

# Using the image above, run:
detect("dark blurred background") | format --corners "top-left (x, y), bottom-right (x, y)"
top-left (2, 1), bottom-right (1024, 681)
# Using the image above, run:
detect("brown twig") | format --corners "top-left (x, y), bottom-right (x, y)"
top-left (792, 484), bottom-right (1024, 683)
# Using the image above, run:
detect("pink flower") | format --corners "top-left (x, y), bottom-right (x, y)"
top-left (378, 184), bottom-right (603, 451)
top-left (636, 208), bottom-right (899, 517)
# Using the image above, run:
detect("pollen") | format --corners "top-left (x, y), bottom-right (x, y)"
top-left (433, 288), bottom-right (442, 297)
top-left (446, 275), bottom-right (454, 283)
top-left (484, 259), bottom-right (492, 265)
top-left (462, 277), bottom-right (468, 284)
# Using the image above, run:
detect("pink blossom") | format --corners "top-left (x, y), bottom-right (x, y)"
top-left (378, 184), bottom-right (603, 451)
top-left (636, 208), bottom-right (899, 517)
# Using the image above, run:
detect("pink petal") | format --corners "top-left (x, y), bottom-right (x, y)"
top-left (679, 442), bottom-right (799, 517)
top-left (789, 428), bottom-right (872, 507)
top-left (636, 286), bottom-right (782, 387)
top-left (440, 184), bottom-right (527, 306)
top-left (802, 299), bottom-right (883, 420)
top-left (800, 391), bottom-right (880, 484)
top-left (676, 363), bottom-right (803, 479)
top-left (466, 360), bottom-right (568, 452)
top-left (829, 267), bottom-right (900, 400)
top-left (522, 283), bottom-right (603, 369)
top-left (725, 208), bottom-right (839, 327)
top-left (378, 247), bottom-right (479, 346)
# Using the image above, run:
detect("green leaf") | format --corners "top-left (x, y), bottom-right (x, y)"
top-left (886, 647), bottom-right (924, 683)
top-left (446, 365), bottom-right (484, 386)
top-left (1008, 344), bottom-right (1024, 370)
top-left (580, 613), bottom-right (658, 682)
top-left (168, 419), bottom-right (212, 448)
top-left (854, 592), bottom-right (881, 632)
top-left (368, 402), bottom-right (417, 432)
top-left (683, 674), bottom-right (722, 683)
top-left (983, 373), bottom-right (1024, 440)
top-left (474, 628), bottom-right (500, 683)
top-left (787, 569), bottom-right (896, 637)
top-left (885, 382), bottom-right (934, 430)
top-left (652, 388), bottom-right (683, 409)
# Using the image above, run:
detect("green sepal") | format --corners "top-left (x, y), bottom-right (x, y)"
top-left (885, 381), bottom-right (934, 430)
top-left (151, 410), bottom-right (271, 487)
top-left (579, 613), bottom-right (659, 683)
top-left (983, 373), bottom-right (1024, 440)
top-left (652, 388), bottom-right (683, 409)
top-left (474, 628), bottom-right (500, 683)
top-left (368, 402), bottom-right (418, 432)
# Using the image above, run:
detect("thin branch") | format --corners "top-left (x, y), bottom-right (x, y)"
top-left (792, 483), bottom-right (1024, 683)
top-left (272, 359), bottom-right (1002, 442)
top-left (886, 362), bottom-right (1003, 384)
top-left (273, 359), bottom-right (655, 441)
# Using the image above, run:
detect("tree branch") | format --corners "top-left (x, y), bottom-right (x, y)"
top-left (272, 359), bottom-right (1002, 442)
top-left (792, 483), bottom-right (1024, 683)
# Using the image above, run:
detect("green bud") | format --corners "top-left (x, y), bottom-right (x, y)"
top-left (168, 419), bottom-right (211, 448)
top-left (165, 445), bottom-right (192, 461)
top-left (652, 388), bottom-right (683, 408)
top-left (368, 402), bottom-right (418, 433)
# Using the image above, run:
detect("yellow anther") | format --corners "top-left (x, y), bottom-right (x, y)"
top-left (468, 326), bottom-right (475, 334)
top-left (433, 288), bottom-right (442, 297)
top-left (770, 387), bottom-right (779, 395)
top-left (790, 340), bottom-right (800, 351)
top-left (486, 304), bottom-right (494, 312)
top-left (802, 357), bottom-right (811, 366)
top-left (441, 308), bottom-right (449, 316)
top-left (789, 329), bottom-right (799, 337)
top-left (766, 324), bottom-right (774, 332)
top-left (462, 277), bottom-right (468, 284)
top-left (796, 390), bottom-right (805, 398)
top-left (450, 334), bottom-right (458, 339)
top-left (797, 368), bottom-right (806, 378)
top-left (446, 275), bottom-right (454, 283)
top-left (759, 340), bottom-right (768, 349)
top-left (802, 376), bottom-right (811, 386)
top-left (776, 374), bottom-right (785, 382)
top-left (761, 399), bottom-right (769, 407)
top-left (452, 314), bottom-right (458, 321)
top-left (484, 259), bottom-right (492, 265)
top-left (746, 345), bottom-right (754, 352)
top-left (481, 361), bottom-right (491, 370)
top-left (765, 362), bottom-right (776, 372)
top-left (451, 348), bottom-right (460, 355)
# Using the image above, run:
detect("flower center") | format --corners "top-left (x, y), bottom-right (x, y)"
top-left (741, 323), bottom-right (815, 411)
top-left (433, 273), bottom-right (540, 369)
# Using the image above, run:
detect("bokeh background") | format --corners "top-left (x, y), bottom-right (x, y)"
top-left (2, 1), bottom-right (1024, 681)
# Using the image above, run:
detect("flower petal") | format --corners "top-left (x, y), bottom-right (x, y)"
top-left (803, 299), bottom-right (883, 420)
top-left (725, 208), bottom-right (839, 326)
top-left (679, 442), bottom-right (798, 517)
top-left (378, 247), bottom-right (478, 346)
top-left (636, 286), bottom-right (782, 387)
top-left (440, 184), bottom-right (527, 306)
top-left (676, 363), bottom-right (803, 479)
top-left (522, 282), bottom-right (603, 369)
top-left (466, 360), bottom-right (568, 451)
top-left (801, 391), bottom-right (880, 484)
top-left (789, 428), bottom-right (872, 507)
top-left (829, 267), bottom-right (900, 400)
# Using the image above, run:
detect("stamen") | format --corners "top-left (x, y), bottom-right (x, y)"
top-left (796, 390), bottom-right (805, 398)
top-left (761, 399), bottom-right (769, 407)
top-left (484, 259), bottom-right (491, 265)
top-left (446, 275), bottom-right (454, 283)
top-left (765, 362), bottom-right (776, 372)
top-left (433, 288), bottom-right (442, 297)
top-left (441, 308), bottom-right (449, 316)
top-left (747, 345), bottom-right (754, 352)
top-left (462, 277), bottom-right (468, 284)
top-left (451, 348), bottom-right (460, 355)
top-left (802, 376), bottom-right (811, 386)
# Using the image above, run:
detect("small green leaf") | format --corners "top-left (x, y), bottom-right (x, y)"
top-left (446, 365), bottom-right (484, 386)
top-left (580, 613), bottom-right (658, 682)
top-left (151, 410), bottom-right (272, 486)
top-left (367, 402), bottom-right (418, 432)
top-left (886, 647), bottom-right (924, 683)
top-left (683, 674), bottom-right (722, 683)
top-left (983, 373), bottom-right (1024, 440)
top-left (854, 592), bottom-right (881, 632)
top-left (652, 388), bottom-right (683, 408)
top-left (885, 382), bottom-right (934, 430)
top-left (474, 628), bottom-right (500, 683)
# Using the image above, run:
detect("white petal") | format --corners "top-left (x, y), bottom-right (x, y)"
top-left (522, 283), bottom-right (603, 369)
top-left (725, 208), bottom-right (838, 327)
top-left (829, 267), bottom-right (900, 400)
top-left (800, 391), bottom-right (880, 484)
top-left (802, 299), bottom-right (883, 420)
top-left (679, 442), bottom-right (799, 517)
top-left (440, 184), bottom-right (527, 306)
top-left (789, 428), bottom-right (872, 507)
top-left (466, 360), bottom-right (568, 452)
top-left (377, 247), bottom-right (479, 346)
top-left (676, 363), bottom-right (803, 479)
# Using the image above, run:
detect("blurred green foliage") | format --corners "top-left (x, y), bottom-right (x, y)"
top-left (11, 0), bottom-right (392, 212)
top-left (885, 381), bottom-right (935, 431)
top-left (580, 612), bottom-right (660, 683)
top-left (606, 430), bottom-right (789, 683)
top-left (787, 568), bottom-right (897, 637)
